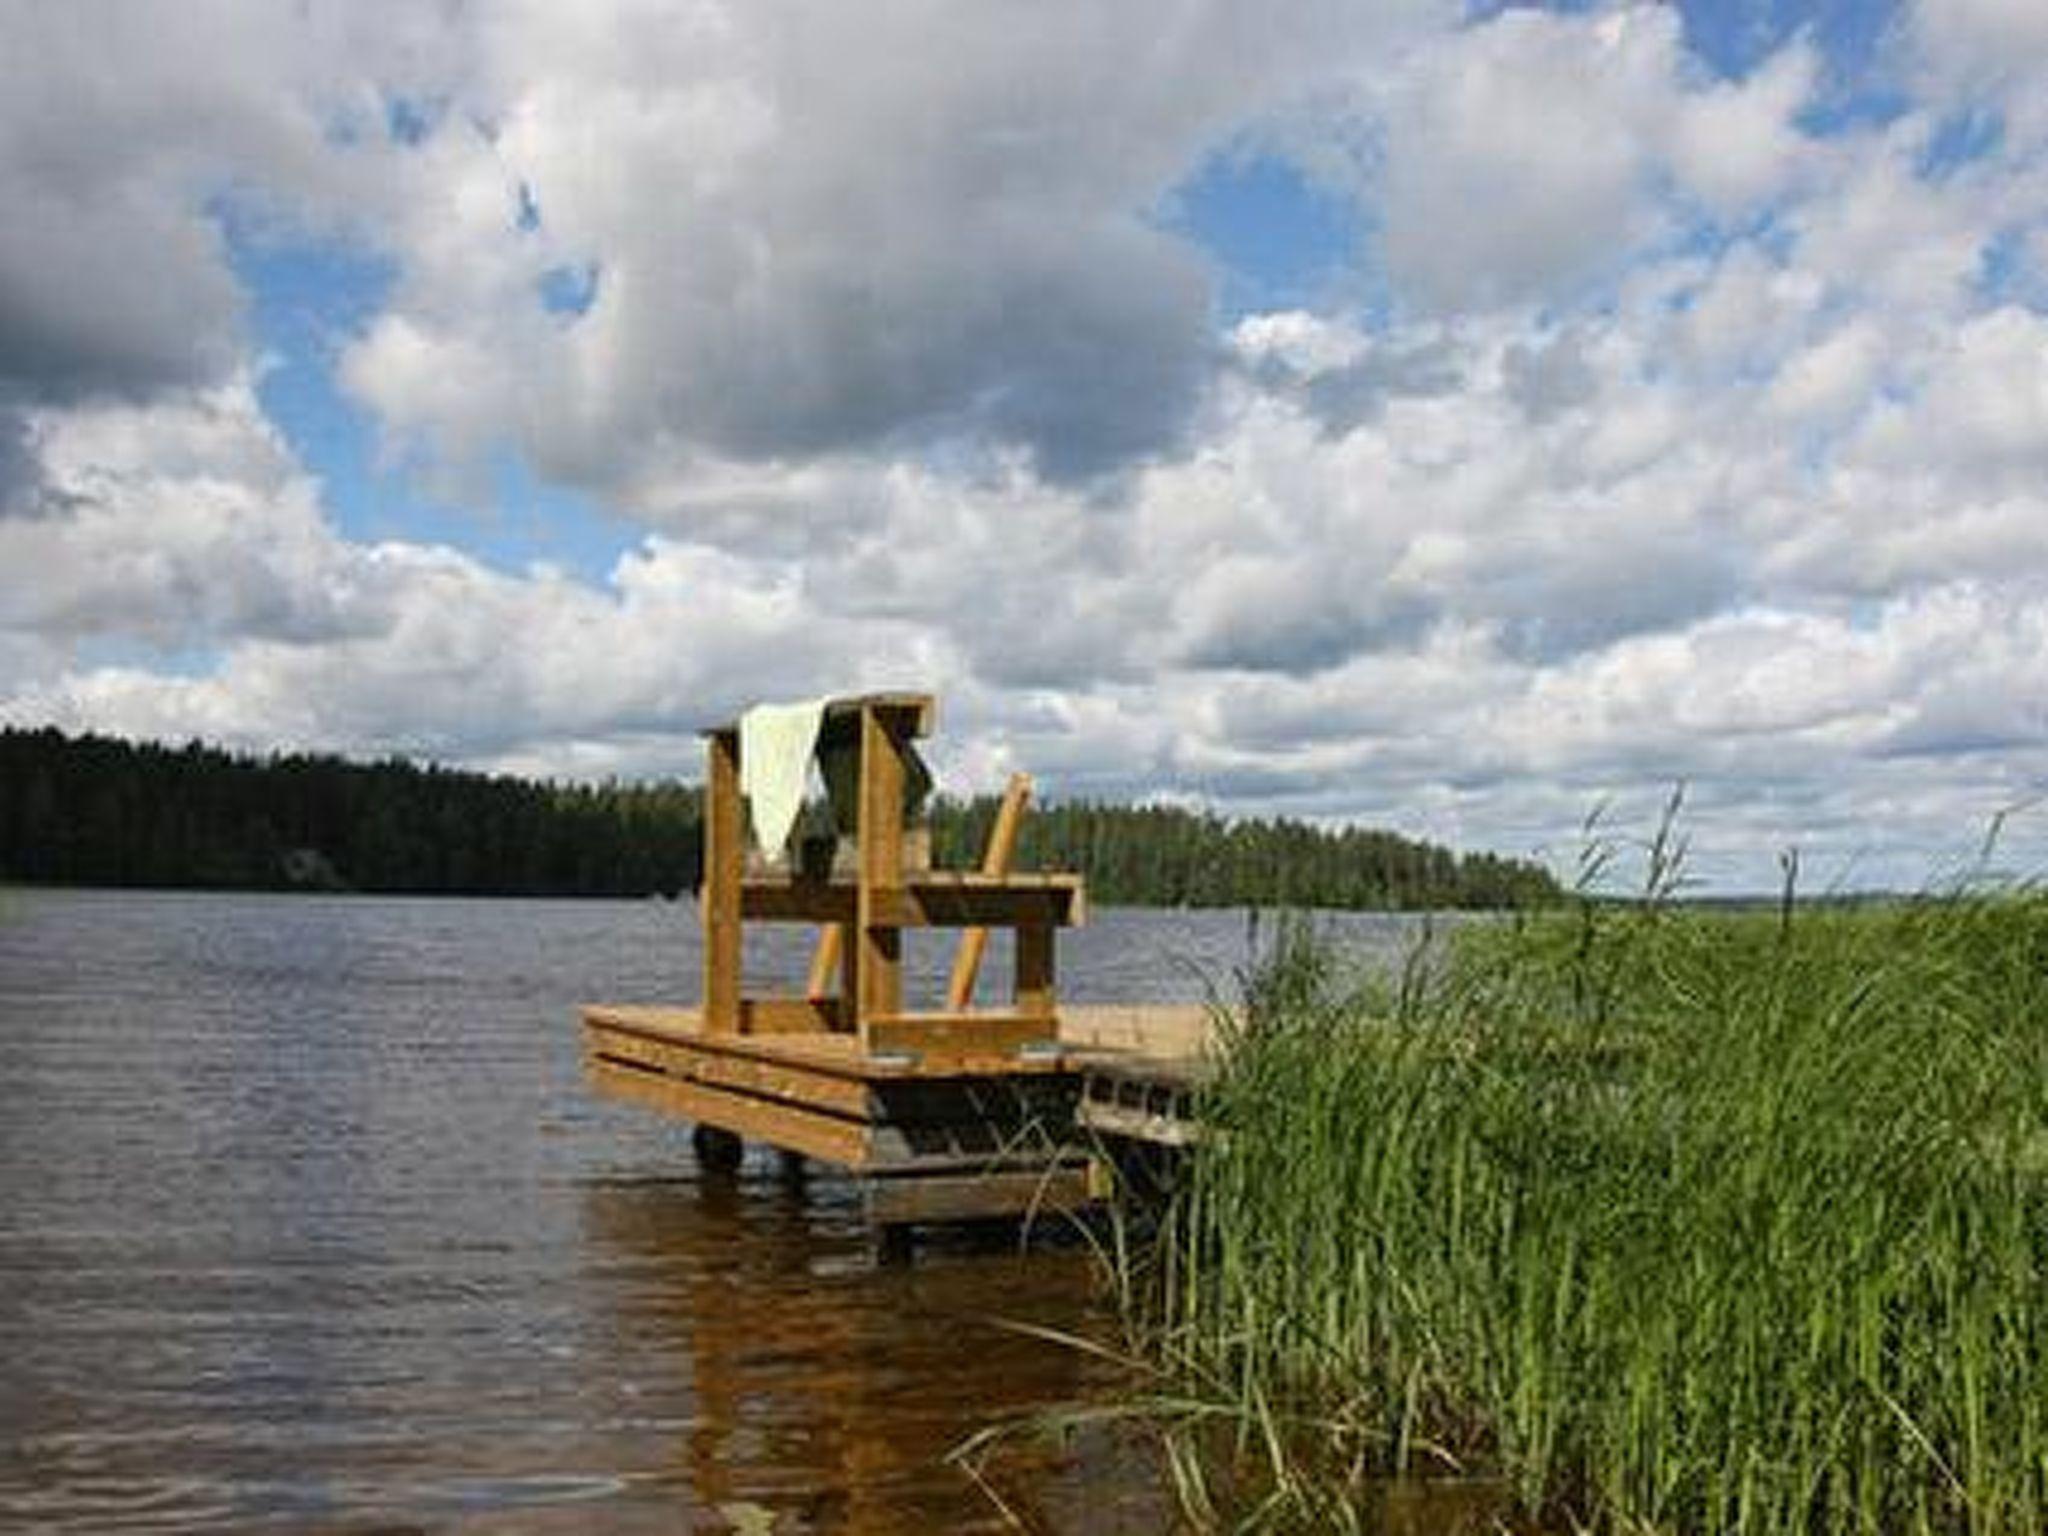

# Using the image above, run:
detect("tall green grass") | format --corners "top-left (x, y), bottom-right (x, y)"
top-left (1130, 883), bottom-right (2048, 1532)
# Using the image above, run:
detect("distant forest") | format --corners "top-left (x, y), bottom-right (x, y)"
top-left (0, 726), bottom-right (1559, 910)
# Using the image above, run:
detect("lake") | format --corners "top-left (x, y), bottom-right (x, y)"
top-left (0, 888), bottom-right (1430, 1533)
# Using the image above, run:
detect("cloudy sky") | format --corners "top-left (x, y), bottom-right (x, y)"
top-left (3, 0), bottom-right (2046, 890)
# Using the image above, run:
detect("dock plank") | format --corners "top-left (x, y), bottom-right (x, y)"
top-left (583, 1003), bottom-right (1078, 1078)
top-left (586, 1056), bottom-right (875, 1166)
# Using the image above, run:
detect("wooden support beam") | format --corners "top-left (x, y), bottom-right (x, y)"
top-left (835, 920), bottom-right (857, 1025)
top-left (855, 704), bottom-right (906, 1036)
top-left (865, 878), bottom-right (1081, 929)
top-left (1016, 921), bottom-right (1055, 1019)
top-left (742, 879), bottom-right (857, 923)
top-left (702, 729), bottom-right (743, 1032)
top-left (742, 873), bottom-right (1080, 928)
top-left (946, 772), bottom-right (1031, 1010)
top-left (805, 919), bottom-right (841, 1001)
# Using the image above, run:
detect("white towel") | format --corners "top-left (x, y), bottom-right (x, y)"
top-left (739, 698), bottom-right (828, 855)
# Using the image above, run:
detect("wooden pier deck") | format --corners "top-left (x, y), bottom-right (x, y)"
top-left (582, 1000), bottom-right (1213, 1223)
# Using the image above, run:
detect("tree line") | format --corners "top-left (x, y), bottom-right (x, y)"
top-left (929, 796), bottom-right (1557, 910)
top-left (0, 725), bottom-right (1558, 909)
top-left (0, 727), bottom-right (698, 898)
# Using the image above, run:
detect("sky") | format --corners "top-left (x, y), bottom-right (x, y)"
top-left (2, 0), bottom-right (2047, 892)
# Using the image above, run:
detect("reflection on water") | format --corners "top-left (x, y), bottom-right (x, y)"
top-left (0, 889), bottom-right (1429, 1532)
top-left (573, 1171), bottom-right (1170, 1533)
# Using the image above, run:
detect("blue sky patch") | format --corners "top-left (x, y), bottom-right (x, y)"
top-left (233, 229), bottom-right (629, 584)
top-left (235, 232), bottom-right (393, 546)
top-left (1920, 107), bottom-right (2006, 178)
top-left (539, 262), bottom-right (601, 317)
top-left (1677, 0), bottom-right (1896, 82)
top-left (1163, 151), bottom-right (1369, 321)
top-left (384, 95), bottom-right (444, 147)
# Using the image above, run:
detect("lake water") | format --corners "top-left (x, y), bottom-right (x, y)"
top-left (0, 889), bottom-right (1430, 1533)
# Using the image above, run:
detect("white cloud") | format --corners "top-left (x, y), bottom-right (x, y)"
top-left (1669, 41), bottom-right (1818, 211)
top-left (336, 0), bottom-right (1449, 491)
top-left (1913, 0), bottom-right (2048, 116)
top-left (1366, 6), bottom-right (1818, 312)
top-left (1867, 306), bottom-right (2048, 487)
top-left (1764, 317), bottom-right (1888, 427)
top-left (0, 379), bottom-right (377, 646)
top-left (1787, 122), bottom-right (1995, 321)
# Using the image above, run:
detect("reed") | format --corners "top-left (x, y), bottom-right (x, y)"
top-left (1127, 881), bottom-right (2048, 1532)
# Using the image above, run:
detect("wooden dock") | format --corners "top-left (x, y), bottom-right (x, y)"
top-left (579, 692), bottom-right (1216, 1229)
top-left (582, 1000), bottom-right (1210, 1222)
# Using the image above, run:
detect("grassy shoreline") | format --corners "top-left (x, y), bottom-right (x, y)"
top-left (1109, 888), bottom-right (2048, 1532)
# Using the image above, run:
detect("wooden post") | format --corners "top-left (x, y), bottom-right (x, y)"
top-left (703, 730), bottom-right (743, 1032)
top-left (945, 772), bottom-right (1031, 1010)
top-left (855, 705), bottom-right (906, 1040)
top-left (1016, 921), bottom-right (1055, 1019)
top-left (835, 919), bottom-right (858, 1030)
